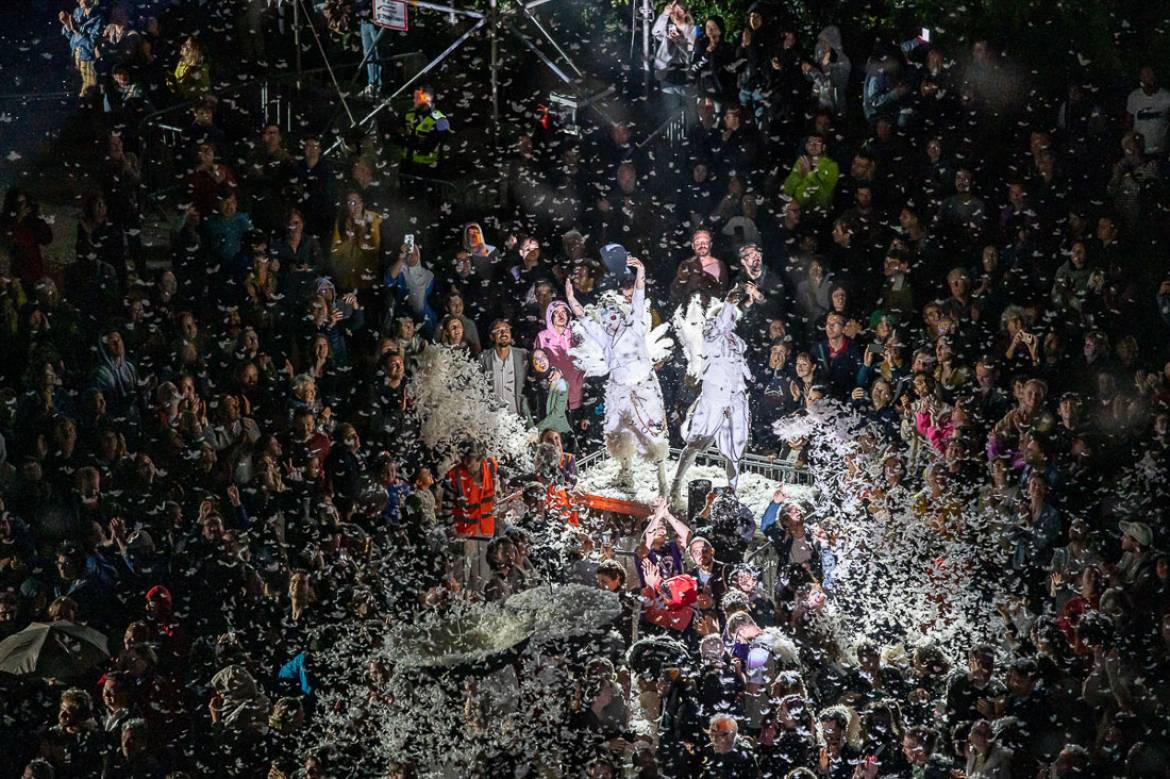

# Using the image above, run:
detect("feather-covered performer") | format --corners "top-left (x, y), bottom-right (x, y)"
top-left (566, 255), bottom-right (674, 494)
top-left (669, 289), bottom-right (752, 508)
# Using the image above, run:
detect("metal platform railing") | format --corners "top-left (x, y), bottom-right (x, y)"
top-left (575, 445), bottom-right (808, 596)
top-left (577, 446), bottom-right (814, 487)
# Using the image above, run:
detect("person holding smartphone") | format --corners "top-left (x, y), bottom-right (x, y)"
top-left (651, 1), bottom-right (696, 94)
top-left (1005, 326), bottom-right (1040, 366)
top-left (386, 239), bottom-right (438, 337)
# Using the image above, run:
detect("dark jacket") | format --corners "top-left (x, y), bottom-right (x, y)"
top-left (697, 742), bottom-right (759, 778)
top-left (691, 37), bottom-right (736, 101)
top-left (671, 256), bottom-right (731, 308)
top-left (810, 337), bottom-right (862, 399)
top-left (736, 14), bottom-right (776, 91)
top-left (325, 446), bottom-right (363, 506)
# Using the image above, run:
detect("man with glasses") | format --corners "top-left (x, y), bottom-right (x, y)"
top-left (698, 713), bottom-right (758, 777)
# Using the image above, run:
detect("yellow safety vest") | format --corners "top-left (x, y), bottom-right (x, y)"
top-left (404, 108), bottom-right (447, 167)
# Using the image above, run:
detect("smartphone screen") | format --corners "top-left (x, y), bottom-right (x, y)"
top-left (921, 28), bottom-right (931, 42)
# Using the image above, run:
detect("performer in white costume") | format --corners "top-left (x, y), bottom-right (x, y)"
top-left (566, 257), bottom-right (673, 495)
top-left (669, 290), bottom-right (752, 508)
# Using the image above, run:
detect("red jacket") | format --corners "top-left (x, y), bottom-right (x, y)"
top-left (640, 575), bottom-right (698, 632)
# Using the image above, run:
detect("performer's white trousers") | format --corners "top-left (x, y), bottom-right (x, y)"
top-left (604, 372), bottom-right (669, 463)
top-left (677, 390), bottom-right (750, 487)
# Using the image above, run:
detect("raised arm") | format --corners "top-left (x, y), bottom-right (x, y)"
top-left (642, 511), bottom-right (666, 547)
top-left (651, 4), bottom-right (671, 41)
top-left (706, 297), bottom-right (738, 339)
top-left (759, 489), bottom-right (786, 534)
top-left (653, 496), bottom-right (692, 547)
top-left (628, 256), bottom-right (647, 314)
top-left (564, 277), bottom-right (586, 318)
top-left (385, 243), bottom-right (412, 285)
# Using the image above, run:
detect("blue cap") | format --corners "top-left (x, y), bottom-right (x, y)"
top-left (599, 243), bottom-right (629, 277)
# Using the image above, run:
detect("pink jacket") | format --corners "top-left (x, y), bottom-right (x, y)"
top-left (915, 411), bottom-right (954, 454)
top-left (534, 301), bottom-right (584, 410)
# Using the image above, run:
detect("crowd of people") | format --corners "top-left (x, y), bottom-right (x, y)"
top-left (2, 0), bottom-right (1170, 776)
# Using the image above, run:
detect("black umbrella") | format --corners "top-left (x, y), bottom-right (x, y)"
top-left (0, 621), bottom-right (110, 679)
top-left (627, 635), bottom-right (693, 679)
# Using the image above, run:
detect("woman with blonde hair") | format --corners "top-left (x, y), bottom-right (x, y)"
top-left (329, 190), bottom-right (383, 296)
top-left (816, 703), bottom-right (862, 776)
top-left (168, 36), bottom-right (210, 101)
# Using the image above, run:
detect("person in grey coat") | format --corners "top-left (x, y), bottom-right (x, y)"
top-left (478, 319), bottom-right (532, 424)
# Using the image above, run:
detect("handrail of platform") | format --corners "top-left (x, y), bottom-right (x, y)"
top-left (576, 446), bottom-right (814, 487)
top-left (636, 102), bottom-right (688, 151)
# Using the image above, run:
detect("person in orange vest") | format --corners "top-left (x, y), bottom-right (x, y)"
top-left (543, 482), bottom-right (580, 528)
top-left (439, 440), bottom-right (499, 585)
top-left (539, 428), bottom-right (578, 488)
top-left (533, 429), bottom-right (581, 526)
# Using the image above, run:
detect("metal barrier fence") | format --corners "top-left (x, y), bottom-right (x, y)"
top-left (636, 102), bottom-right (689, 153)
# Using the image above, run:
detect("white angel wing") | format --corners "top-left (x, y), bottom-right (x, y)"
top-left (646, 319), bottom-right (674, 364)
top-left (569, 318), bottom-right (611, 378)
top-left (671, 295), bottom-right (707, 379)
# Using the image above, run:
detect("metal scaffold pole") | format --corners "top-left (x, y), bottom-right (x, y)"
top-left (491, 0), bottom-right (500, 129)
top-left (642, 0), bottom-right (651, 91)
top-left (293, 0), bottom-right (303, 89)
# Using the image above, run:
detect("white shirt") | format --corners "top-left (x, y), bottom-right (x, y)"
top-left (578, 287), bottom-right (654, 387)
top-left (651, 12), bottom-right (695, 73)
top-left (1127, 86), bottom-right (1170, 154)
top-left (490, 349), bottom-right (519, 416)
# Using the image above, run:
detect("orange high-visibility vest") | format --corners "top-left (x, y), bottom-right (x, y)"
top-left (448, 457), bottom-right (498, 537)
top-left (545, 484), bottom-right (580, 527)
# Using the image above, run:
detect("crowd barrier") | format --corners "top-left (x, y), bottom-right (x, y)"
top-left (636, 102), bottom-right (689, 152)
